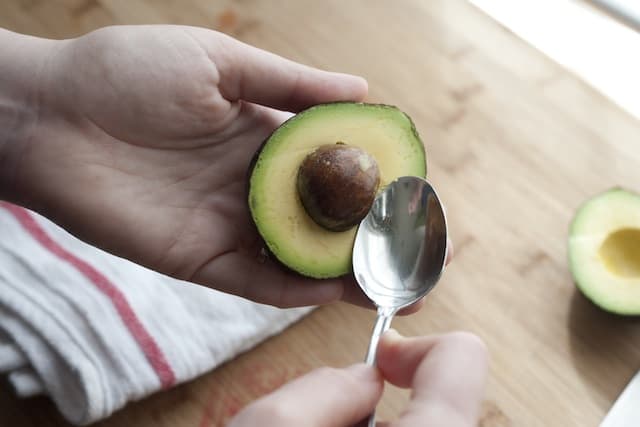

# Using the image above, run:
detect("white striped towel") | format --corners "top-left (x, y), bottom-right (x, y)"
top-left (0, 202), bottom-right (312, 425)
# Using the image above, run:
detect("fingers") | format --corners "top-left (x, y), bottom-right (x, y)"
top-left (377, 330), bottom-right (488, 427)
top-left (205, 30), bottom-right (368, 112)
top-left (192, 250), bottom-right (351, 307)
top-left (193, 246), bottom-right (419, 310)
top-left (446, 236), bottom-right (454, 266)
top-left (203, 235), bottom-right (452, 310)
top-left (228, 364), bottom-right (383, 427)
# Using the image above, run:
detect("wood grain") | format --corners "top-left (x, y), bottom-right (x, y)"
top-left (1, 0), bottom-right (640, 426)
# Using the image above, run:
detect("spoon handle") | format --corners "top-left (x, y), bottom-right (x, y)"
top-left (364, 307), bottom-right (396, 427)
top-left (364, 307), bottom-right (396, 365)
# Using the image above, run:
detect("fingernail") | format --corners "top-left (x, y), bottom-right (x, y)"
top-left (346, 363), bottom-right (379, 381)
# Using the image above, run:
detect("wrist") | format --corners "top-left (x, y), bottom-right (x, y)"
top-left (0, 29), bottom-right (63, 203)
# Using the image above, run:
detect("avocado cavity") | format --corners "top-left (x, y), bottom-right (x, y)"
top-left (598, 228), bottom-right (640, 278)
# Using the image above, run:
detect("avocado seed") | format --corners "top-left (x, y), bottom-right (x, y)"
top-left (297, 143), bottom-right (380, 231)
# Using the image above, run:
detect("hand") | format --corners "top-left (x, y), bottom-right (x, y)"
top-left (228, 331), bottom-right (488, 427)
top-left (2, 25), bottom-right (372, 307)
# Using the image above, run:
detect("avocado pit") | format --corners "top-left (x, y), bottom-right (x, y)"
top-left (297, 143), bottom-right (380, 232)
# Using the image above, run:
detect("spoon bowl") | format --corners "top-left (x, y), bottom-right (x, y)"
top-left (353, 176), bottom-right (448, 311)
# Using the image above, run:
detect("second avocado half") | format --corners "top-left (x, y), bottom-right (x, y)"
top-left (248, 102), bottom-right (426, 278)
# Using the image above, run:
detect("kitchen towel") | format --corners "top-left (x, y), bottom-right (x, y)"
top-left (0, 202), bottom-right (312, 425)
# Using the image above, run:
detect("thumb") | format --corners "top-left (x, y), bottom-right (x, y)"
top-left (377, 330), bottom-right (488, 427)
top-left (188, 28), bottom-right (368, 112)
top-left (228, 364), bottom-right (383, 427)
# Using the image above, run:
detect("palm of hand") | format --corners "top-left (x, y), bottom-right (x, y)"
top-left (18, 25), bottom-right (368, 306)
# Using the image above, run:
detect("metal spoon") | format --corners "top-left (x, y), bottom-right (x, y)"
top-left (352, 176), bottom-right (448, 427)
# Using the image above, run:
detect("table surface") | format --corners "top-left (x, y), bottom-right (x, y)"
top-left (1, 1), bottom-right (640, 426)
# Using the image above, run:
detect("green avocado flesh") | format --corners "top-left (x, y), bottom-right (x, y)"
top-left (248, 103), bottom-right (426, 279)
top-left (568, 188), bottom-right (640, 315)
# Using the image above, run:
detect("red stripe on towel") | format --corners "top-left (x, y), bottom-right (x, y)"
top-left (1, 203), bottom-right (176, 389)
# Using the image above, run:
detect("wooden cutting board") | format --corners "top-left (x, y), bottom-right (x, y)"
top-left (1, 0), bottom-right (639, 426)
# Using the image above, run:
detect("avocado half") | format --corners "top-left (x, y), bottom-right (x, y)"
top-left (248, 102), bottom-right (426, 278)
top-left (568, 188), bottom-right (640, 315)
